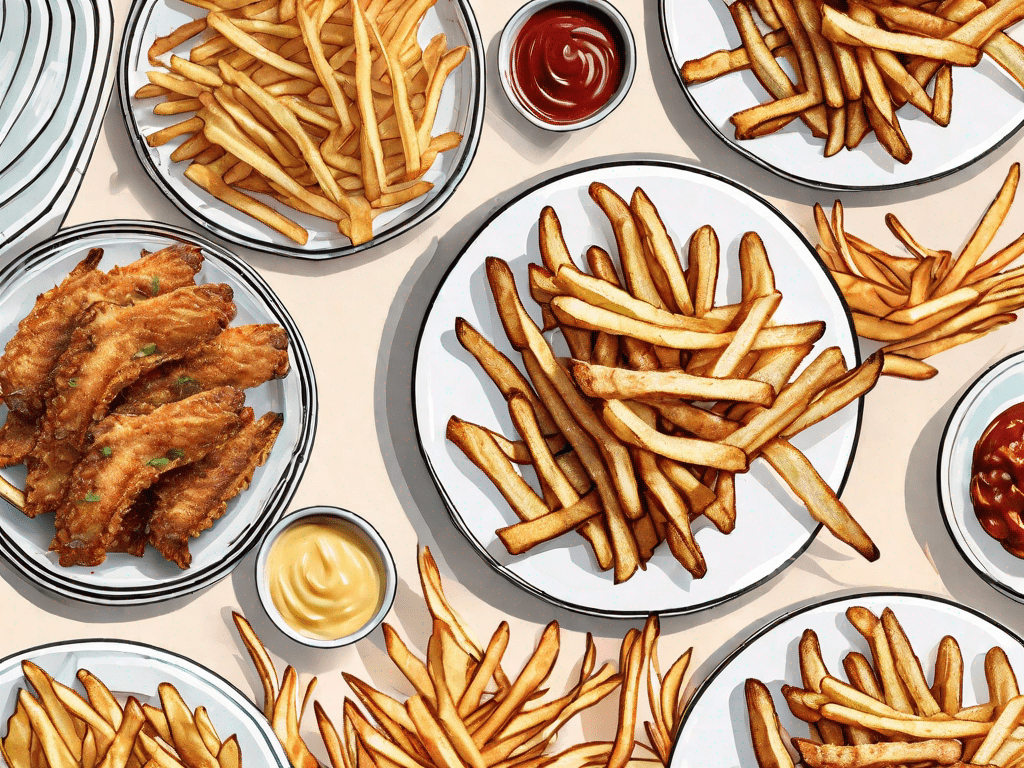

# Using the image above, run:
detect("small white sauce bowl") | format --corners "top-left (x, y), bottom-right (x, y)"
top-left (497, 0), bottom-right (637, 132)
top-left (255, 506), bottom-right (397, 648)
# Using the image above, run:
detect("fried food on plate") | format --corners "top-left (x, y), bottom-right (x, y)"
top-left (816, 163), bottom-right (1024, 380)
top-left (0, 244), bottom-right (203, 419)
top-left (447, 183), bottom-right (881, 585)
top-left (147, 409), bottom-right (283, 568)
top-left (115, 323), bottom-right (290, 414)
top-left (0, 658), bottom-right (243, 768)
top-left (746, 605), bottom-right (1024, 768)
top-left (52, 387), bottom-right (247, 567)
top-left (134, 0), bottom-right (470, 246)
top-left (24, 283), bottom-right (237, 519)
top-left (0, 245), bottom-right (289, 568)
top-left (682, 0), bottom-right (1024, 163)
top-left (232, 546), bottom-right (695, 768)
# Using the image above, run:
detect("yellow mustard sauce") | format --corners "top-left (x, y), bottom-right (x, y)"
top-left (266, 518), bottom-right (384, 640)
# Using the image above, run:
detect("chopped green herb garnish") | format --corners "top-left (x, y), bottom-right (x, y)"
top-left (134, 343), bottom-right (158, 358)
top-left (167, 448), bottom-right (185, 459)
top-left (84, 492), bottom-right (100, 502)
top-left (101, 446), bottom-right (112, 457)
top-left (68, 378), bottom-right (78, 388)
top-left (151, 275), bottom-right (160, 295)
top-left (176, 376), bottom-right (197, 387)
top-left (147, 457), bottom-right (170, 467)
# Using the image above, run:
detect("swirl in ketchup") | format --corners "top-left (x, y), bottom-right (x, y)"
top-left (510, 2), bottom-right (625, 125)
top-left (970, 401), bottom-right (1024, 557)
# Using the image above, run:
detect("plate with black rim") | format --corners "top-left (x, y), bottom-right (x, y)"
top-left (659, 0), bottom-right (1024, 191)
top-left (0, 220), bottom-right (317, 605)
top-left (671, 592), bottom-right (1024, 767)
top-left (412, 159), bottom-right (862, 618)
top-left (117, 0), bottom-right (485, 260)
top-left (0, 639), bottom-right (289, 766)
top-left (938, 348), bottom-right (1024, 605)
top-left (0, 0), bottom-right (113, 260)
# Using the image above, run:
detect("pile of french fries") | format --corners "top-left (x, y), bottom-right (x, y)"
top-left (816, 162), bottom-right (1024, 381)
top-left (682, 0), bottom-right (1024, 162)
top-left (748, 605), bottom-right (1024, 768)
top-left (134, 0), bottom-right (468, 246)
top-left (447, 183), bottom-right (881, 586)
top-left (1, 660), bottom-right (241, 768)
top-left (233, 547), bottom-right (693, 768)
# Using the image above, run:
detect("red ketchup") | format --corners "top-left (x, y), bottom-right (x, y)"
top-left (971, 401), bottom-right (1024, 557)
top-left (510, 2), bottom-right (625, 125)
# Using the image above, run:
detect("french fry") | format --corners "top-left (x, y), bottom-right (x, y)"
top-left (572, 361), bottom-right (773, 405)
top-left (746, 679), bottom-right (796, 768)
top-left (793, 738), bottom-right (962, 766)
top-left (18, 692), bottom-right (77, 768)
top-left (880, 608), bottom-right (941, 716)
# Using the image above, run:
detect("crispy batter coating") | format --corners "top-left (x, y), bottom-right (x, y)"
top-left (51, 387), bottom-right (246, 567)
top-left (114, 324), bottom-right (289, 414)
top-left (0, 412), bottom-right (39, 468)
top-left (146, 409), bottom-right (283, 568)
top-left (24, 284), bottom-right (236, 518)
top-left (0, 244), bottom-right (203, 417)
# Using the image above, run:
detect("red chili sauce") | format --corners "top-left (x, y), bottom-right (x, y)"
top-left (510, 2), bottom-right (625, 125)
top-left (971, 401), bottom-right (1024, 558)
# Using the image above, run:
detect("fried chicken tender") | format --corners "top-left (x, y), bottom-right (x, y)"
top-left (24, 284), bottom-right (236, 518)
top-left (0, 244), bottom-right (203, 417)
top-left (51, 386), bottom-right (246, 567)
top-left (147, 409), bottom-right (283, 568)
top-left (114, 324), bottom-right (289, 415)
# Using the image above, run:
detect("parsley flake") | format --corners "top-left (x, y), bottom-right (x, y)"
top-left (84, 492), bottom-right (100, 502)
top-left (147, 457), bottom-right (170, 467)
top-left (68, 378), bottom-right (78, 388)
top-left (101, 446), bottom-right (112, 457)
top-left (167, 448), bottom-right (185, 459)
top-left (151, 275), bottom-right (160, 295)
top-left (134, 343), bottom-right (158, 358)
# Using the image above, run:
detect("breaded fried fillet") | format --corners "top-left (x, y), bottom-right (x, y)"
top-left (147, 409), bottom-right (283, 568)
top-left (51, 387), bottom-right (246, 567)
top-left (0, 244), bottom-right (203, 418)
top-left (24, 284), bottom-right (236, 518)
top-left (114, 324), bottom-right (289, 415)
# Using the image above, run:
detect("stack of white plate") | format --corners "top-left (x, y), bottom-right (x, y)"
top-left (0, 0), bottom-right (113, 262)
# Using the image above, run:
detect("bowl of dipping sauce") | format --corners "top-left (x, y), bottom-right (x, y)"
top-left (256, 506), bottom-right (396, 648)
top-left (498, 0), bottom-right (636, 131)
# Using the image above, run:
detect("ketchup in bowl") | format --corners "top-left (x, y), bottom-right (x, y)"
top-left (971, 401), bottom-right (1024, 557)
top-left (508, 2), bottom-right (626, 126)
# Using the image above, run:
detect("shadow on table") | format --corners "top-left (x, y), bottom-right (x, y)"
top-left (904, 360), bottom-right (1024, 640)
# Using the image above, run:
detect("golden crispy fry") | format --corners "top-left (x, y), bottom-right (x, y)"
top-left (763, 439), bottom-right (879, 560)
top-left (934, 163), bottom-right (1021, 296)
top-left (496, 491), bottom-right (603, 555)
top-left (572, 361), bottom-right (773, 405)
top-left (845, 608), bottom-right (913, 713)
top-left (746, 679), bottom-right (795, 768)
top-left (603, 399), bottom-right (747, 471)
top-left (793, 738), bottom-right (961, 767)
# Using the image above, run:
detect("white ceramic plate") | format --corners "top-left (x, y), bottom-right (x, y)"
top-left (412, 160), bottom-right (861, 618)
top-left (0, 0), bottom-right (113, 262)
top-left (938, 349), bottom-right (1024, 604)
top-left (660, 0), bottom-right (1024, 191)
top-left (0, 221), bottom-right (317, 605)
top-left (118, 0), bottom-right (485, 259)
top-left (0, 639), bottom-right (289, 767)
top-left (672, 592), bottom-right (1024, 767)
